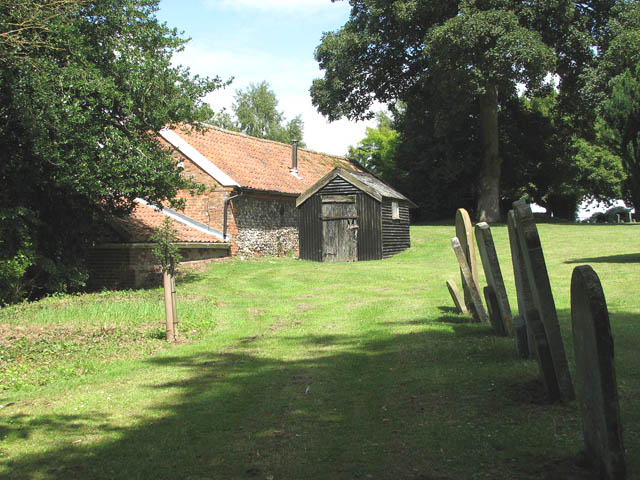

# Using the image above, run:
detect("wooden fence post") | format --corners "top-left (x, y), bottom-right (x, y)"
top-left (170, 273), bottom-right (178, 339)
top-left (163, 270), bottom-right (175, 343)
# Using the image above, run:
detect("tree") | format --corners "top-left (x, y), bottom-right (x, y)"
top-left (0, 0), bottom-right (223, 302)
top-left (152, 217), bottom-right (181, 342)
top-left (602, 64), bottom-right (640, 210)
top-left (0, 0), bottom-right (85, 61)
top-left (500, 94), bottom-right (624, 219)
top-left (587, 1), bottom-right (640, 211)
top-left (311, 1), bottom-right (609, 222)
top-left (347, 111), bottom-right (402, 185)
top-left (210, 81), bottom-right (305, 146)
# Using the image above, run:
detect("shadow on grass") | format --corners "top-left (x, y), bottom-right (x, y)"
top-left (565, 253), bottom-right (640, 264)
top-left (3, 309), bottom-right (639, 480)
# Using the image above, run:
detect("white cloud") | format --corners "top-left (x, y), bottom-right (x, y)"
top-left (280, 94), bottom-right (377, 156)
top-left (173, 40), bottom-right (380, 157)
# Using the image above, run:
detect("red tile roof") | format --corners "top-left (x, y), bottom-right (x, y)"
top-left (173, 125), bottom-right (363, 194)
top-left (106, 200), bottom-right (226, 244)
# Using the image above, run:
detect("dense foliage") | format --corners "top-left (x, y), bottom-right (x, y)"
top-left (346, 111), bottom-right (401, 182)
top-left (210, 81), bottom-right (305, 146)
top-left (0, 0), bottom-right (222, 303)
top-left (314, 0), bottom-right (624, 221)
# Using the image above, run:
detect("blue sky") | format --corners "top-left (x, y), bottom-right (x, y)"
top-left (156, 0), bottom-right (377, 155)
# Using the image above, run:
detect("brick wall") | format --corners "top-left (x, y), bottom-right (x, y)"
top-left (87, 246), bottom-right (229, 290)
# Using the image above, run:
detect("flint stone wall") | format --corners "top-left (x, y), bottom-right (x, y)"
top-left (234, 195), bottom-right (299, 256)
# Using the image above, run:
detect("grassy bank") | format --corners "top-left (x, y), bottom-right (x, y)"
top-left (1, 223), bottom-right (639, 479)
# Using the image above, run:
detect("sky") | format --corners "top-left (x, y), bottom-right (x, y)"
top-left (156, 0), bottom-right (377, 156)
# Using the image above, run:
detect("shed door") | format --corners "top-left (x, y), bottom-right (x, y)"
top-left (321, 195), bottom-right (358, 262)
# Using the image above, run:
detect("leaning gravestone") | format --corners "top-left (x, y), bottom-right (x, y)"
top-left (475, 222), bottom-right (513, 336)
top-left (446, 279), bottom-right (468, 314)
top-left (512, 200), bottom-right (575, 401)
top-left (451, 237), bottom-right (488, 323)
top-left (507, 211), bottom-right (536, 358)
top-left (512, 316), bottom-right (529, 359)
top-left (571, 265), bottom-right (626, 480)
top-left (509, 212), bottom-right (559, 394)
top-left (455, 208), bottom-right (481, 321)
top-left (483, 286), bottom-right (506, 336)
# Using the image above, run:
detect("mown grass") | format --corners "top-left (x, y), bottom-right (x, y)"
top-left (0, 223), bottom-right (638, 479)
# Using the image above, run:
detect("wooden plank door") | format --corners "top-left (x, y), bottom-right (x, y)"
top-left (321, 195), bottom-right (358, 262)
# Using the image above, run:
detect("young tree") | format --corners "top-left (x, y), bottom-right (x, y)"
top-left (0, 0), bottom-right (223, 301)
top-left (210, 81), bottom-right (305, 146)
top-left (152, 217), bottom-right (181, 342)
top-left (311, 1), bottom-right (609, 222)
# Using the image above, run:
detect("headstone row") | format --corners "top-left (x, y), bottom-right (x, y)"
top-left (446, 203), bottom-right (626, 479)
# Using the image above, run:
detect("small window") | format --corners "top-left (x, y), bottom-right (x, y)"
top-left (392, 201), bottom-right (400, 219)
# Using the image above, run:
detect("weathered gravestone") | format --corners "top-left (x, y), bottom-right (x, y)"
top-left (509, 208), bottom-right (563, 397)
top-left (512, 315), bottom-right (529, 359)
top-left (455, 208), bottom-right (481, 320)
top-left (512, 200), bottom-right (575, 401)
top-left (475, 222), bottom-right (513, 336)
top-left (451, 237), bottom-right (488, 323)
top-left (507, 211), bottom-right (536, 358)
top-left (508, 210), bottom-right (559, 396)
top-left (483, 286), bottom-right (506, 335)
top-left (571, 265), bottom-right (626, 480)
top-left (446, 279), bottom-right (468, 314)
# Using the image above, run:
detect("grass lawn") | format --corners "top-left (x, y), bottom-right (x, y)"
top-left (0, 223), bottom-right (639, 479)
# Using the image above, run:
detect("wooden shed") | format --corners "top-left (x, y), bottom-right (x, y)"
top-left (296, 168), bottom-right (415, 262)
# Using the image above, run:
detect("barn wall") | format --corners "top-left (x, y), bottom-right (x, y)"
top-left (299, 177), bottom-right (385, 262)
top-left (233, 194), bottom-right (299, 257)
top-left (356, 194), bottom-right (382, 260)
top-left (316, 177), bottom-right (383, 260)
top-left (298, 195), bottom-right (322, 261)
top-left (381, 199), bottom-right (411, 258)
top-left (318, 177), bottom-right (361, 195)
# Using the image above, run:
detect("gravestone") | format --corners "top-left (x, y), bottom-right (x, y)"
top-left (475, 222), bottom-right (513, 336)
top-left (571, 265), bottom-right (626, 480)
top-left (446, 279), bottom-right (468, 314)
top-left (512, 200), bottom-right (575, 401)
top-left (455, 208), bottom-right (480, 320)
top-left (483, 286), bottom-right (506, 336)
top-left (451, 237), bottom-right (488, 323)
top-left (507, 211), bottom-right (536, 357)
top-left (512, 316), bottom-right (529, 359)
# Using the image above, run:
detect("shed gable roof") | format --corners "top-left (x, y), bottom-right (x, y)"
top-left (168, 125), bottom-right (363, 194)
top-left (296, 168), bottom-right (416, 208)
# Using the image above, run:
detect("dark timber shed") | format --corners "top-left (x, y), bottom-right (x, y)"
top-left (296, 168), bottom-right (415, 262)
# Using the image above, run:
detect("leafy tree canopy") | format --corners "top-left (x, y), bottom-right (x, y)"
top-left (602, 63), bottom-right (640, 210)
top-left (0, 0), bottom-right (223, 302)
top-left (311, 0), bottom-right (613, 221)
top-left (210, 81), bottom-right (305, 146)
top-left (346, 110), bottom-right (402, 184)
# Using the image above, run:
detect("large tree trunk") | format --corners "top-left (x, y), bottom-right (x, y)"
top-left (476, 85), bottom-right (501, 223)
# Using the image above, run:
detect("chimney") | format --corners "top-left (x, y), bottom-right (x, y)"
top-left (290, 140), bottom-right (300, 178)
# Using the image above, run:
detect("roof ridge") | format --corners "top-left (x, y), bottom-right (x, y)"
top-left (196, 123), bottom-right (349, 161)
